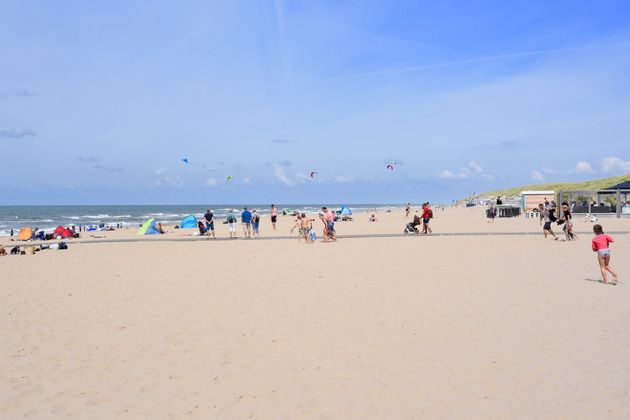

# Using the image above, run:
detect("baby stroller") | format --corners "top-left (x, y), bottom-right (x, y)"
top-left (404, 222), bottom-right (420, 235)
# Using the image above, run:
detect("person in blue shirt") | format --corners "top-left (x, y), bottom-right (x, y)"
top-left (241, 207), bottom-right (252, 238)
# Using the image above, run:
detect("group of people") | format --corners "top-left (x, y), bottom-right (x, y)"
top-left (537, 197), bottom-right (618, 285)
top-left (199, 207), bottom-right (263, 239)
top-left (291, 207), bottom-right (337, 243)
top-left (538, 198), bottom-right (578, 241)
top-left (197, 204), bottom-right (338, 242)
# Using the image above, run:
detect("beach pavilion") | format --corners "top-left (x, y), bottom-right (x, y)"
top-left (557, 181), bottom-right (630, 218)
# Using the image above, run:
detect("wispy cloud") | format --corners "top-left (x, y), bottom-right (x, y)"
top-left (530, 170), bottom-right (545, 181)
top-left (469, 161), bottom-right (483, 174)
top-left (78, 156), bottom-right (123, 173)
top-left (0, 128), bottom-right (36, 138)
top-left (93, 164), bottom-right (123, 173)
top-left (341, 42), bottom-right (628, 78)
top-left (0, 88), bottom-right (37, 98)
top-left (437, 161), bottom-right (488, 180)
top-left (602, 156), bottom-right (630, 172)
top-left (437, 169), bottom-right (468, 179)
top-left (78, 157), bottom-right (99, 163)
top-left (155, 168), bottom-right (183, 187)
top-left (500, 140), bottom-right (517, 148)
top-left (206, 178), bottom-right (218, 186)
top-left (272, 138), bottom-right (297, 144)
top-left (333, 175), bottom-right (354, 183)
top-left (539, 160), bottom-right (596, 175)
top-left (273, 163), bottom-right (296, 186)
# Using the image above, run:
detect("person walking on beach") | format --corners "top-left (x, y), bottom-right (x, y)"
top-left (318, 213), bottom-right (329, 242)
top-left (291, 214), bottom-right (303, 241)
top-left (270, 204), bottom-right (278, 231)
top-left (422, 202), bottom-right (432, 234)
top-left (241, 207), bottom-right (252, 238)
top-left (487, 204), bottom-right (497, 223)
top-left (592, 224), bottom-right (618, 285)
top-left (538, 203), bottom-right (558, 240)
top-left (322, 207), bottom-right (336, 242)
top-left (226, 210), bottom-right (237, 239)
top-left (300, 214), bottom-right (313, 243)
top-left (204, 209), bottom-right (215, 239)
top-left (251, 209), bottom-right (260, 237)
top-left (560, 202), bottom-right (577, 241)
top-left (405, 203), bottom-right (411, 217)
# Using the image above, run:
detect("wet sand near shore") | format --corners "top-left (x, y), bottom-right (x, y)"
top-left (2, 207), bottom-right (629, 419)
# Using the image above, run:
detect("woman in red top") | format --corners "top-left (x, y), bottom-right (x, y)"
top-left (422, 203), bottom-right (432, 234)
top-left (591, 224), bottom-right (618, 285)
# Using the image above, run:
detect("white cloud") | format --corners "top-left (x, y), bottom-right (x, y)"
top-left (206, 178), bottom-right (218, 186)
top-left (242, 176), bottom-right (252, 185)
top-left (333, 175), bottom-right (354, 183)
top-left (602, 156), bottom-right (630, 172)
top-left (530, 170), bottom-right (545, 181)
top-left (437, 161), bottom-right (488, 180)
top-left (273, 163), bottom-right (296, 186)
top-left (437, 169), bottom-right (468, 179)
top-left (154, 168), bottom-right (183, 187)
top-left (469, 161), bottom-right (483, 174)
top-left (574, 160), bottom-right (594, 173)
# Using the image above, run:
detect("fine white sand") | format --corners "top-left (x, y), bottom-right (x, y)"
top-left (2, 207), bottom-right (629, 418)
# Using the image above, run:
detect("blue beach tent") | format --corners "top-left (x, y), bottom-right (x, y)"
top-left (138, 218), bottom-right (161, 235)
top-left (180, 215), bottom-right (197, 228)
top-left (340, 205), bottom-right (352, 216)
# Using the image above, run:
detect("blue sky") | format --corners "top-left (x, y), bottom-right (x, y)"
top-left (1, 0), bottom-right (630, 204)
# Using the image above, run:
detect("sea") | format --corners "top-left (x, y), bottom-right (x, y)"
top-left (0, 204), bottom-right (398, 236)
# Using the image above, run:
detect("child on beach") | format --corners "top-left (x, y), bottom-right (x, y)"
top-left (591, 224), bottom-right (618, 285)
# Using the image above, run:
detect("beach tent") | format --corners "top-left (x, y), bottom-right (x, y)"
top-left (138, 218), bottom-right (160, 235)
top-left (340, 205), bottom-right (352, 216)
top-left (17, 227), bottom-right (33, 241)
top-left (179, 215), bottom-right (197, 229)
top-left (53, 226), bottom-right (74, 238)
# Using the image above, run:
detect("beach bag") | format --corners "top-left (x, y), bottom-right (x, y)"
top-left (549, 209), bottom-right (557, 222)
top-left (429, 209), bottom-right (433, 219)
top-left (227, 214), bottom-right (236, 223)
top-left (58, 242), bottom-right (68, 250)
top-left (309, 229), bottom-right (316, 242)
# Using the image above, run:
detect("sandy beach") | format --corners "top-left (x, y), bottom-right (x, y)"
top-left (2, 206), bottom-right (630, 419)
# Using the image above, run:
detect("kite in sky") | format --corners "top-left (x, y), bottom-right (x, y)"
top-left (226, 176), bottom-right (233, 182)
top-left (386, 164), bottom-right (395, 170)
top-left (181, 158), bottom-right (189, 164)
top-left (310, 171), bottom-right (317, 178)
